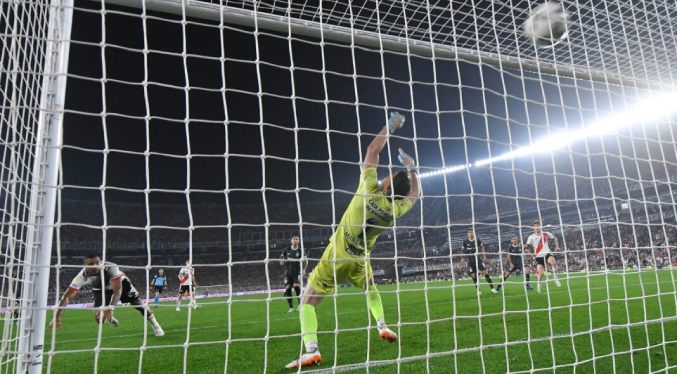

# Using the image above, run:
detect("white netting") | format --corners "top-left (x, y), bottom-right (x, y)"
top-left (214, 0), bottom-right (676, 84)
top-left (0, 0), bottom-right (55, 370)
top-left (2, 0), bottom-right (676, 373)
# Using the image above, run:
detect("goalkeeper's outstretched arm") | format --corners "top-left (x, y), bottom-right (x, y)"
top-left (362, 112), bottom-right (405, 170)
top-left (397, 148), bottom-right (420, 205)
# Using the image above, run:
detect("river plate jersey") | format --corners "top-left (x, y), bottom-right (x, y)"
top-left (330, 167), bottom-right (413, 255)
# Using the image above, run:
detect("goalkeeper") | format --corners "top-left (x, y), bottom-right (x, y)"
top-left (286, 112), bottom-right (420, 369)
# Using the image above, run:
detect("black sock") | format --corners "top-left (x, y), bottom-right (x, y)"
top-left (284, 288), bottom-right (293, 308)
top-left (503, 273), bottom-right (510, 281)
top-left (294, 286), bottom-right (301, 300)
top-left (472, 275), bottom-right (478, 287)
top-left (526, 274), bottom-right (531, 281)
top-left (484, 274), bottom-right (494, 288)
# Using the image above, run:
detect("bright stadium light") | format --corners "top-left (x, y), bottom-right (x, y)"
top-left (420, 91), bottom-right (677, 179)
top-left (419, 163), bottom-right (471, 179)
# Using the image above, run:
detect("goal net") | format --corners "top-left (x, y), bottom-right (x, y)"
top-left (1, 0), bottom-right (676, 373)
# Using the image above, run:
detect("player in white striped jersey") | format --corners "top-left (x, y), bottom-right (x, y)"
top-left (176, 260), bottom-right (197, 311)
top-left (523, 220), bottom-right (561, 292)
top-left (48, 254), bottom-right (164, 336)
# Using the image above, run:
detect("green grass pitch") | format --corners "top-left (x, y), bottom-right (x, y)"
top-left (35, 270), bottom-right (677, 373)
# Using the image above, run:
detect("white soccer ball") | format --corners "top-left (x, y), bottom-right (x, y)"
top-left (522, 1), bottom-right (568, 48)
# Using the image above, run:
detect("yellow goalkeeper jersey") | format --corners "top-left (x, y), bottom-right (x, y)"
top-left (330, 167), bottom-right (413, 256)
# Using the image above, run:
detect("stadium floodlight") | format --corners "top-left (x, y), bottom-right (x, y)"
top-left (419, 164), bottom-right (471, 179)
top-left (421, 91), bottom-right (677, 178)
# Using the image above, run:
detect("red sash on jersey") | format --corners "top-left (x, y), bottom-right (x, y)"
top-left (535, 233), bottom-right (548, 256)
top-left (180, 275), bottom-right (190, 285)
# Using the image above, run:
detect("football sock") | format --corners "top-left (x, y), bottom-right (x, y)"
top-left (148, 314), bottom-right (161, 329)
top-left (484, 274), bottom-right (494, 288)
top-left (366, 285), bottom-right (384, 323)
top-left (300, 304), bottom-right (318, 350)
top-left (284, 288), bottom-right (293, 308)
top-left (294, 286), bottom-right (301, 302)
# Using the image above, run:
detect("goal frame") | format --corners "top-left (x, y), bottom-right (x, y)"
top-left (15, 1), bottom-right (73, 373)
top-left (100, 0), bottom-right (668, 90)
top-left (10, 0), bottom-right (673, 372)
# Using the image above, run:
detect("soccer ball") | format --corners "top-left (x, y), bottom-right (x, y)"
top-left (522, 1), bottom-right (568, 48)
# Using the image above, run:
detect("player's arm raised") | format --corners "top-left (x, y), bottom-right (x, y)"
top-left (397, 148), bottom-right (420, 205)
top-left (49, 287), bottom-right (78, 329)
top-left (362, 112), bottom-right (405, 170)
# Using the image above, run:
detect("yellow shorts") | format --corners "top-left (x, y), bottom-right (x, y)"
top-left (308, 242), bottom-right (372, 294)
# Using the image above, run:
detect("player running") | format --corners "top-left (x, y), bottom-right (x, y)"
top-left (151, 268), bottom-right (168, 307)
top-left (176, 261), bottom-right (197, 311)
top-left (48, 254), bottom-right (164, 336)
top-left (279, 234), bottom-right (306, 313)
top-left (523, 220), bottom-right (561, 293)
top-left (462, 228), bottom-right (497, 295)
top-left (285, 112), bottom-right (420, 369)
top-left (495, 235), bottom-right (532, 292)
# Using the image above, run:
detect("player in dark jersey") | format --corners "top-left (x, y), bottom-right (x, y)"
top-left (279, 234), bottom-right (306, 312)
top-left (495, 235), bottom-right (532, 292)
top-left (48, 253), bottom-right (164, 336)
top-left (462, 228), bottom-right (496, 295)
top-left (151, 269), bottom-right (168, 307)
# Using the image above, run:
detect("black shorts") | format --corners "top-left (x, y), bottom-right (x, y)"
top-left (468, 256), bottom-right (485, 273)
top-left (285, 273), bottom-right (300, 286)
top-left (93, 278), bottom-right (139, 307)
top-left (535, 253), bottom-right (555, 267)
top-left (154, 286), bottom-right (164, 294)
top-left (508, 257), bottom-right (523, 273)
top-left (179, 285), bottom-right (194, 294)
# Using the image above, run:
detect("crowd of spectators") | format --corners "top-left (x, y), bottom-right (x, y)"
top-left (24, 173), bottom-right (675, 303)
top-left (46, 207), bottom-right (675, 305)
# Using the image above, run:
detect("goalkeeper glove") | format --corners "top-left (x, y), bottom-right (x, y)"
top-left (386, 112), bottom-right (405, 133)
top-left (398, 148), bottom-right (417, 173)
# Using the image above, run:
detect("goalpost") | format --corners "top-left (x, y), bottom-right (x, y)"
top-left (0, 0), bottom-right (675, 373)
top-left (1, 0), bottom-right (72, 372)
